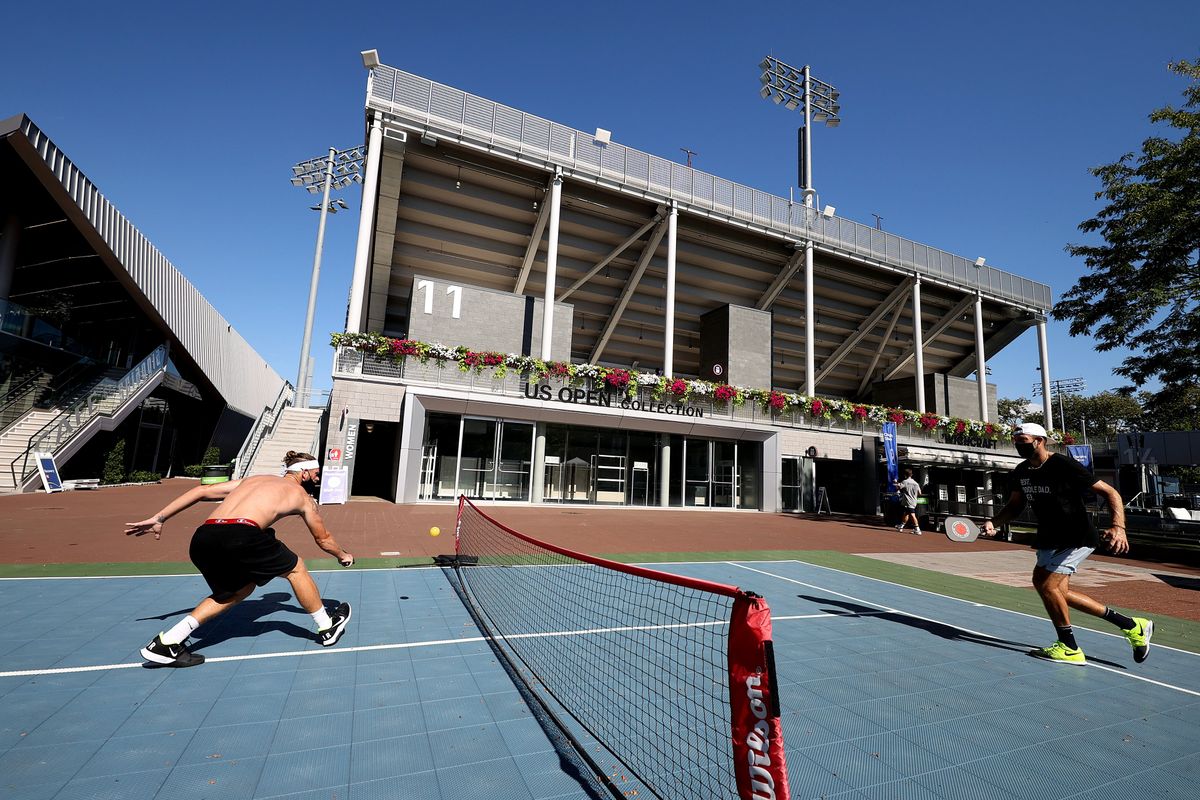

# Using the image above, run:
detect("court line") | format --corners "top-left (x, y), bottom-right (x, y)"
top-left (729, 561), bottom-right (1200, 698)
top-left (0, 611), bottom-right (876, 679)
top-left (0, 565), bottom-right (441, 581)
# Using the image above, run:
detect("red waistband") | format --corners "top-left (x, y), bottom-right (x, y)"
top-left (204, 517), bottom-right (260, 528)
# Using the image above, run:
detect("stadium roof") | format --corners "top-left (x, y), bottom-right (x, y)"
top-left (358, 65), bottom-right (1051, 399)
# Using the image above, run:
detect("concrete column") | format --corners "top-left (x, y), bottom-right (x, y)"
top-left (804, 239), bottom-right (815, 396)
top-left (531, 422), bottom-right (546, 503)
top-left (0, 215), bottom-right (18, 300)
top-left (346, 113), bottom-right (384, 333)
top-left (663, 203), bottom-right (678, 376)
top-left (1037, 317), bottom-right (1053, 431)
top-left (659, 435), bottom-right (671, 508)
top-left (540, 171), bottom-right (563, 360)
top-left (974, 293), bottom-right (988, 422)
top-left (912, 278), bottom-right (926, 412)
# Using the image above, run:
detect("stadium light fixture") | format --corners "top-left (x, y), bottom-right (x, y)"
top-left (822, 205), bottom-right (836, 218)
top-left (360, 49), bottom-right (380, 69)
top-left (289, 145), bottom-right (366, 408)
top-left (758, 55), bottom-right (841, 206)
top-left (974, 256), bottom-right (986, 267)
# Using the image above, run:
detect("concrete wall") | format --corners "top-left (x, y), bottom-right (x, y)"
top-left (871, 373), bottom-right (997, 421)
top-left (777, 427), bottom-right (860, 460)
top-left (699, 304), bottom-right (772, 388)
top-left (405, 275), bottom-right (572, 360)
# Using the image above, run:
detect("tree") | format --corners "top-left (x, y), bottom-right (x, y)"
top-left (996, 396), bottom-right (1030, 426)
top-left (1019, 391), bottom-right (1142, 441)
top-left (1054, 59), bottom-right (1200, 411)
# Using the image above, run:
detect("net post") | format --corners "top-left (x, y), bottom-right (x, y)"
top-left (728, 592), bottom-right (790, 800)
top-left (455, 494), bottom-right (465, 558)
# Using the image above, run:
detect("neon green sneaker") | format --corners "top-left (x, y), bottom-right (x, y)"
top-left (1030, 641), bottom-right (1087, 665)
top-left (1123, 618), bottom-right (1154, 663)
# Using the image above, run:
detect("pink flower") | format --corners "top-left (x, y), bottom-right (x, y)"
top-left (852, 405), bottom-right (868, 420)
top-left (768, 391), bottom-right (787, 411)
top-left (810, 399), bottom-right (825, 416)
top-left (668, 379), bottom-right (688, 398)
top-left (714, 384), bottom-right (738, 403)
top-left (605, 369), bottom-right (631, 389)
top-left (888, 409), bottom-right (906, 424)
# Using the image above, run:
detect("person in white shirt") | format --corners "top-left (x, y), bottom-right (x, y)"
top-left (896, 469), bottom-right (923, 535)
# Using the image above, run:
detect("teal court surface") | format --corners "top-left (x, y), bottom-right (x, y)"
top-left (2, 560), bottom-right (1198, 800)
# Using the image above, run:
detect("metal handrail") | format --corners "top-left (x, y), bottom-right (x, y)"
top-left (0, 371), bottom-right (47, 432)
top-left (8, 344), bottom-right (169, 489)
top-left (233, 380), bottom-right (296, 479)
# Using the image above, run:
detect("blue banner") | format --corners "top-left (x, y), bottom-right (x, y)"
top-left (1067, 444), bottom-right (1093, 470)
top-left (882, 422), bottom-right (899, 486)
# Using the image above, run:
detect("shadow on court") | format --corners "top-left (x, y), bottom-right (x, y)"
top-left (1155, 573), bottom-right (1200, 591)
top-left (798, 594), bottom-right (1128, 668)
top-left (140, 592), bottom-right (319, 653)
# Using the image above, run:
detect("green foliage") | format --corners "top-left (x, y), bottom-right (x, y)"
top-left (1137, 384), bottom-right (1200, 431)
top-left (1012, 392), bottom-right (1142, 442)
top-left (1055, 59), bottom-right (1200, 405)
top-left (996, 397), bottom-right (1030, 426)
top-left (102, 438), bottom-right (126, 485)
top-left (126, 471), bottom-right (162, 483)
top-left (200, 447), bottom-right (223, 466)
top-left (183, 464), bottom-right (204, 478)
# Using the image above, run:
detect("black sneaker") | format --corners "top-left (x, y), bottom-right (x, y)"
top-left (318, 602), bottom-right (352, 647)
top-left (141, 634), bottom-right (205, 668)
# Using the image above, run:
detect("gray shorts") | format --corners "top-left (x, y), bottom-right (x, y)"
top-left (1036, 547), bottom-right (1095, 575)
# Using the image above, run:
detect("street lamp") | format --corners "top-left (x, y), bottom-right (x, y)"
top-left (1032, 376), bottom-right (1086, 435)
top-left (759, 55), bottom-right (841, 396)
top-left (290, 146), bottom-right (365, 408)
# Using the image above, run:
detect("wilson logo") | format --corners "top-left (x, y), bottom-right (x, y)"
top-left (744, 671), bottom-right (777, 800)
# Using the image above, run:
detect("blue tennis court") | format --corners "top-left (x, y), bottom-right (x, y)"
top-left (2, 560), bottom-right (1198, 800)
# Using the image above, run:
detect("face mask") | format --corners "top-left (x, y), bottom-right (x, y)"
top-left (301, 474), bottom-right (320, 496)
top-left (1014, 441), bottom-right (1038, 459)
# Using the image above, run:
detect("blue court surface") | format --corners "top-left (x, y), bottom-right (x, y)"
top-left (2, 561), bottom-right (1198, 800)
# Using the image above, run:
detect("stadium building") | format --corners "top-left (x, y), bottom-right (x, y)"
top-left (324, 59), bottom-right (1058, 515)
top-left (0, 115), bottom-right (290, 491)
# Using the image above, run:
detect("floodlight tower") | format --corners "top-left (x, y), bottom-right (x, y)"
top-left (1032, 376), bottom-right (1086, 436)
top-left (289, 146), bottom-right (365, 407)
top-left (759, 56), bottom-right (841, 396)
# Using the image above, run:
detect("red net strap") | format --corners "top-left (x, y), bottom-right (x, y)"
top-left (729, 593), bottom-right (790, 800)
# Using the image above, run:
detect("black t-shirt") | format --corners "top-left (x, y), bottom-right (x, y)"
top-left (1005, 453), bottom-right (1099, 550)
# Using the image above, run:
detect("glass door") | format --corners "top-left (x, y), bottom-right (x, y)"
top-left (456, 418), bottom-right (496, 499)
top-left (493, 421), bottom-right (533, 500)
top-left (685, 440), bottom-right (711, 507)
top-left (712, 440), bottom-right (738, 508)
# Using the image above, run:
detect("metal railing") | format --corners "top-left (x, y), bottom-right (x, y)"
top-left (333, 346), bottom-right (1021, 457)
top-left (8, 344), bottom-right (169, 489)
top-left (233, 380), bottom-right (296, 479)
top-left (369, 65), bottom-right (1052, 311)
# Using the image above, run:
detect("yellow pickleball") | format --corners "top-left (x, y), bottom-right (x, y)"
top-left (429, 526), bottom-right (441, 537)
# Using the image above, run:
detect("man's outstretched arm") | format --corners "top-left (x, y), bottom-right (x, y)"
top-left (124, 481), bottom-right (241, 539)
top-left (301, 499), bottom-right (354, 566)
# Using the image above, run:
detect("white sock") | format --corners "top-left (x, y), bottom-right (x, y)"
top-left (311, 608), bottom-right (332, 631)
top-left (160, 615), bottom-right (200, 645)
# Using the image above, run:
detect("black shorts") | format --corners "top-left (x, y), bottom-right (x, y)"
top-left (190, 522), bottom-right (299, 601)
top-left (902, 505), bottom-right (918, 514)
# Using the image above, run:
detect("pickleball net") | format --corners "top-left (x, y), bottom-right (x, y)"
top-left (450, 496), bottom-right (790, 800)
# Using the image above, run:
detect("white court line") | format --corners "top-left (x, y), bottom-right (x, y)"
top-left (729, 561), bottom-right (1200, 699)
top-left (0, 565), bottom-right (441, 581)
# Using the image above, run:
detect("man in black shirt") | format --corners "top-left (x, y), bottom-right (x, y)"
top-left (984, 423), bottom-right (1153, 665)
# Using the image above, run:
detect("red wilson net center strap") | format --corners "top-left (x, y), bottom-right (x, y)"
top-left (453, 497), bottom-right (789, 800)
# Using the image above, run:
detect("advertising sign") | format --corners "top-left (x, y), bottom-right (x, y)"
top-left (35, 453), bottom-right (63, 493)
top-left (1066, 444), bottom-right (1093, 470)
top-left (881, 422), bottom-right (899, 486)
top-left (319, 466), bottom-right (349, 505)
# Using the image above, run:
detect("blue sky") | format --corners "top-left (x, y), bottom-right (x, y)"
top-left (3, 1), bottom-right (1197, 408)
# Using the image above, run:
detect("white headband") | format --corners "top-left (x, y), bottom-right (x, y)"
top-left (286, 460), bottom-right (320, 472)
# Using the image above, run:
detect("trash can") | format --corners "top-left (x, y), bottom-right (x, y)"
top-left (200, 464), bottom-right (233, 485)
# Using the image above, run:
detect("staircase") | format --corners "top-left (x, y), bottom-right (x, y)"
top-left (242, 407), bottom-right (324, 477)
top-left (0, 345), bottom-right (168, 492)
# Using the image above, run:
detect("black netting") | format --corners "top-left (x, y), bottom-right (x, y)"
top-left (454, 498), bottom-right (742, 800)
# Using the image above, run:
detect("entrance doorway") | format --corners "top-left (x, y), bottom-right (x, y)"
top-left (350, 421), bottom-right (398, 500)
top-left (419, 413), bottom-right (533, 501)
top-left (543, 425), bottom-right (659, 505)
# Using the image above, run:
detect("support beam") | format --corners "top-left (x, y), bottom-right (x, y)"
top-left (513, 176), bottom-right (555, 296)
top-left (804, 239), bottom-right (815, 396)
top-left (1037, 317), bottom-right (1053, 431)
top-left (558, 214), bottom-right (660, 302)
top-left (588, 218), bottom-right (668, 363)
top-left (857, 303), bottom-right (903, 395)
top-left (882, 293), bottom-right (976, 381)
top-left (946, 314), bottom-right (1037, 377)
top-left (813, 279), bottom-right (913, 388)
top-left (974, 293), bottom-right (988, 422)
top-left (346, 113), bottom-right (384, 333)
top-left (664, 203), bottom-right (678, 377)
top-left (913, 279), bottom-right (925, 411)
top-left (754, 246), bottom-right (804, 311)
top-left (539, 171), bottom-right (563, 361)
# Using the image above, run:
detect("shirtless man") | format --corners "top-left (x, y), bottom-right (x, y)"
top-left (125, 451), bottom-right (354, 667)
